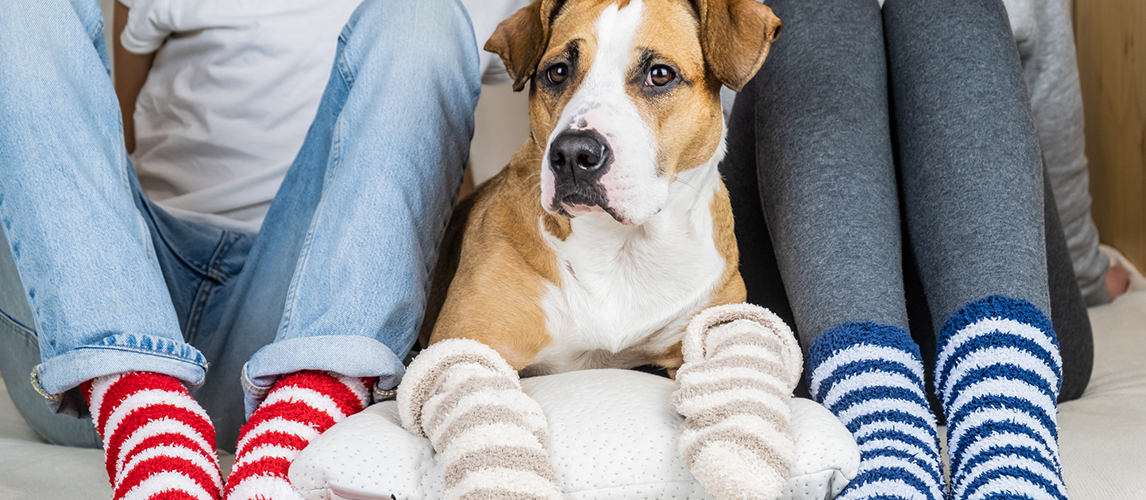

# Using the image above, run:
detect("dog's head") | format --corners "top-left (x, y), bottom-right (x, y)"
top-left (487, 0), bottom-right (780, 225)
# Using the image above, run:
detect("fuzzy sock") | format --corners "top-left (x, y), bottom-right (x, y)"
top-left (671, 304), bottom-right (803, 500)
top-left (938, 295), bottom-right (1067, 500)
top-left (807, 322), bottom-right (946, 500)
top-left (224, 371), bottom-right (373, 500)
top-left (398, 338), bottom-right (562, 500)
top-left (83, 372), bottom-right (223, 500)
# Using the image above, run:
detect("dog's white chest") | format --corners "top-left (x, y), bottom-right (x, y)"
top-left (527, 182), bottom-right (727, 375)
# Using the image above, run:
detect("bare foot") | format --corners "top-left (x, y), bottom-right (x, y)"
top-left (1106, 263), bottom-right (1131, 301)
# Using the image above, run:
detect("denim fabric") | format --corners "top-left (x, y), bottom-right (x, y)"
top-left (0, 0), bottom-right (479, 451)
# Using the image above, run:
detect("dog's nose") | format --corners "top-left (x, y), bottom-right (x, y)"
top-left (549, 130), bottom-right (611, 183)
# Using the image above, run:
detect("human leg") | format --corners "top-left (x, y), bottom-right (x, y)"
top-left (0, 229), bottom-right (101, 448)
top-left (0, 0), bottom-right (208, 414)
top-left (905, 169), bottom-right (1095, 419)
top-left (0, 0), bottom-right (223, 497)
top-left (205, 0), bottom-right (479, 495)
top-left (718, 79), bottom-right (796, 336)
top-left (884, 0), bottom-right (1067, 497)
top-left (749, 0), bottom-right (943, 498)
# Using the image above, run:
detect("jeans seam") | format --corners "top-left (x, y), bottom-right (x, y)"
top-left (337, 23), bottom-right (356, 87)
top-left (183, 279), bottom-right (215, 346)
top-left (206, 231), bottom-right (241, 283)
top-left (136, 194), bottom-right (213, 277)
top-left (183, 231), bottom-right (239, 344)
top-left (0, 307), bottom-right (36, 344)
top-left (278, 115), bottom-right (345, 337)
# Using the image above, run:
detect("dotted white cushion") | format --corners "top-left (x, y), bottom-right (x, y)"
top-left (290, 369), bottom-right (858, 500)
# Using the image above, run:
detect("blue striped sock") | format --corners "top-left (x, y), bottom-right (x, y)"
top-left (808, 322), bottom-right (946, 500)
top-left (937, 295), bottom-right (1068, 500)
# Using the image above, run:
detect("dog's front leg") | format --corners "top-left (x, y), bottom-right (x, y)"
top-left (672, 304), bottom-right (804, 500)
top-left (398, 338), bottom-right (562, 500)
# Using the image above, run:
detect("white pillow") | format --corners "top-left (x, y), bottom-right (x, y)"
top-left (290, 369), bottom-right (858, 500)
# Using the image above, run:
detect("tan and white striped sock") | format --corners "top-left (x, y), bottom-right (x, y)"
top-left (671, 303), bottom-right (803, 500)
top-left (398, 338), bottom-right (562, 500)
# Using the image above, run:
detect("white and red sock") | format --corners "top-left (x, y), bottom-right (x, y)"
top-left (82, 371), bottom-right (223, 500)
top-left (224, 371), bottom-right (373, 500)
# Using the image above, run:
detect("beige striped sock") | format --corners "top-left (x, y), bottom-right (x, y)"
top-left (672, 303), bottom-right (803, 500)
top-left (398, 338), bottom-right (562, 500)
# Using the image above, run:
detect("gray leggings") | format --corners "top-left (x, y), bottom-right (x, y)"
top-left (720, 0), bottom-right (1092, 405)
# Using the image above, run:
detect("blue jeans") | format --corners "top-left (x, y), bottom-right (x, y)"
top-left (0, 0), bottom-right (479, 451)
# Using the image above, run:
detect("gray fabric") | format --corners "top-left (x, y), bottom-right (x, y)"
top-left (1042, 169), bottom-right (1093, 402)
top-left (745, 0), bottom-right (1050, 347)
top-left (723, 0), bottom-right (1110, 307)
top-left (1002, 0), bottom-right (1110, 306)
top-left (720, 0), bottom-right (1095, 401)
top-left (748, 0), bottom-right (907, 347)
top-left (884, 0), bottom-right (1050, 330)
top-left (747, 0), bottom-right (907, 348)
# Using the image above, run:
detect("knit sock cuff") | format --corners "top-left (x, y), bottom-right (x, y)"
top-left (936, 295), bottom-right (1062, 403)
top-left (807, 322), bottom-right (924, 403)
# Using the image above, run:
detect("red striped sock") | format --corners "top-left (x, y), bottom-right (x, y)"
top-left (82, 372), bottom-right (223, 500)
top-left (224, 371), bottom-right (373, 500)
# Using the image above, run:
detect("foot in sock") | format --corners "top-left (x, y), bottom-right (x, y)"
top-left (807, 322), bottom-right (946, 500)
top-left (938, 295), bottom-right (1067, 500)
top-left (83, 371), bottom-right (223, 500)
top-left (224, 371), bottom-right (373, 500)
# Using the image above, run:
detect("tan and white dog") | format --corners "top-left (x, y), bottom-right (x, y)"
top-left (401, 1), bottom-right (789, 498)
top-left (420, 0), bottom-right (781, 376)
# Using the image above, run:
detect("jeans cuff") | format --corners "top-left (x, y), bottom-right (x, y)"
top-left (33, 334), bottom-right (209, 417)
top-left (240, 335), bottom-right (407, 418)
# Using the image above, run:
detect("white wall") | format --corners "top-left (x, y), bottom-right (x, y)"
top-left (470, 84), bottom-right (531, 184)
top-left (98, 0), bottom-right (531, 186)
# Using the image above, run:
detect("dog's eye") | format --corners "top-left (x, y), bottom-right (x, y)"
top-left (547, 63), bottom-right (569, 85)
top-left (646, 65), bottom-right (675, 87)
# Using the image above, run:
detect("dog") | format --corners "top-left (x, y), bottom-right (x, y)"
top-left (420, 0), bottom-right (781, 378)
top-left (402, 2), bottom-right (787, 498)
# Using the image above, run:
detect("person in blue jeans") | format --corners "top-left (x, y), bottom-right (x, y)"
top-left (0, 0), bottom-right (479, 498)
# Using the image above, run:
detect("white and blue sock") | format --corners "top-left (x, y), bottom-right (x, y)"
top-left (938, 295), bottom-right (1068, 500)
top-left (808, 322), bottom-right (946, 500)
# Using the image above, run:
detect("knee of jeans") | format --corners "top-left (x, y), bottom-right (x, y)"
top-left (3, 0), bottom-right (104, 40)
top-left (1, 0), bottom-right (112, 75)
top-left (341, 0), bottom-right (480, 79)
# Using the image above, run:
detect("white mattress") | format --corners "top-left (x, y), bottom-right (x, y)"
top-left (1, 247), bottom-right (1143, 499)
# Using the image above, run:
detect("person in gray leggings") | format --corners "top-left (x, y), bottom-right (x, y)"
top-left (721, 0), bottom-right (1074, 498)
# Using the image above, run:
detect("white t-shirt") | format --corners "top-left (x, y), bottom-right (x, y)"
top-left (120, 0), bottom-right (363, 233)
top-left (121, 0), bottom-right (529, 234)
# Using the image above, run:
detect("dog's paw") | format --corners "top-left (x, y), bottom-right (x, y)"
top-left (397, 338), bottom-right (562, 500)
top-left (673, 303), bottom-right (801, 500)
top-left (686, 438), bottom-right (793, 500)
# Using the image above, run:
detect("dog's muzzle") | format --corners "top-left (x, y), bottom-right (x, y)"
top-left (547, 129), bottom-right (616, 216)
top-left (549, 129), bottom-right (611, 184)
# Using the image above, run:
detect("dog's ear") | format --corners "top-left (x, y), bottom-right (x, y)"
top-left (486, 0), bottom-right (565, 92)
top-left (692, 0), bottom-right (782, 91)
